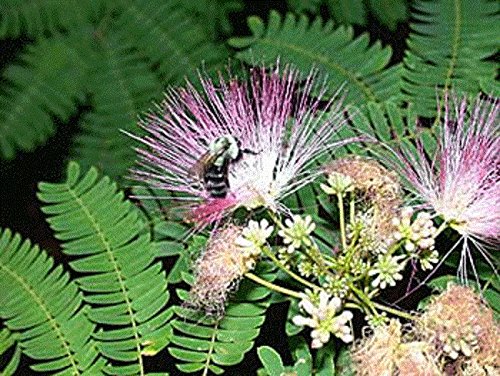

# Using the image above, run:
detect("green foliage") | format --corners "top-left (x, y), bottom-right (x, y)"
top-left (0, 328), bottom-right (21, 376)
top-left (257, 340), bottom-right (313, 376)
top-left (315, 346), bottom-right (335, 376)
top-left (0, 35), bottom-right (86, 159)
top-left (326, 0), bottom-right (408, 31)
top-left (112, 0), bottom-right (228, 85)
top-left (287, 0), bottom-right (322, 14)
top-left (0, 0), bottom-right (104, 38)
top-left (368, 0), bottom-right (407, 30)
top-left (181, 0), bottom-right (244, 38)
top-left (258, 346), bottom-right (286, 375)
top-left (403, 0), bottom-right (499, 117)
top-left (131, 185), bottom-right (193, 283)
top-left (229, 11), bottom-right (402, 108)
top-left (72, 35), bottom-right (162, 179)
top-left (0, 0), bottom-right (228, 180)
top-left (38, 162), bottom-right (171, 375)
top-left (345, 100), bottom-right (438, 160)
top-left (1, 2), bottom-right (499, 375)
top-left (334, 347), bottom-right (355, 376)
top-left (0, 228), bottom-right (105, 374)
top-left (287, 0), bottom-right (408, 30)
top-left (169, 264), bottom-right (275, 374)
top-left (326, 0), bottom-right (366, 26)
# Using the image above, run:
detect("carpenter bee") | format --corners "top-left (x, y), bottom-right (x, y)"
top-left (191, 135), bottom-right (253, 198)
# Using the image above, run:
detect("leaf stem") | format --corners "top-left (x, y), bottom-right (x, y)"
top-left (349, 283), bottom-right (417, 321)
top-left (245, 272), bottom-right (303, 299)
top-left (261, 246), bottom-right (320, 291)
top-left (337, 193), bottom-right (347, 251)
top-left (349, 283), bottom-right (377, 315)
top-left (372, 302), bottom-right (417, 321)
top-left (349, 191), bottom-right (355, 224)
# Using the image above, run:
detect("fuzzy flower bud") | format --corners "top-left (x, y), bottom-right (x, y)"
top-left (188, 225), bottom-right (248, 316)
top-left (292, 290), bottom-right (353, 348)
top-left (417, 284), bottom-right (500, 371)
top-left (324, 156), bottom-right (402, 239)
top-left (352, 320), bottom-right (441, 376)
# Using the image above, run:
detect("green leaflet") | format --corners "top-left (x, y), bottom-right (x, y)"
top-left (0, 35), bottom-right (87, 159)
top-left (0, 229), bottom-right (105, 375)
top-left (0, 328), bottom-right (21, 375)
top-left (326, 0), bottom-right (366, 25)
top-left (403, 0), bottom-right (498, 117)
top-left (287, 0), bottom-right (323, 14)
top-left (334, 346), bottom-right (355, 376)
top-left (169, 263), bottom-right (276, 374)
top-left (0, 0), bottom-right (106, 38)
top-left (180, 0), bottom-right (244, 37)
top-left (38, 162), bottom-right (171, 375)
top-left (368, 0), bottom-right (408, 31)
top-left (229, 11), bottom-right (402, 108)
top-left (257, 346), bottom-right (285, 376)
top-left (130, 185), bottom-right (193, 283)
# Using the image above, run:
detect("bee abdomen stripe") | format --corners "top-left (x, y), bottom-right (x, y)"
top-left (205, 171), bottom-right (225, 179)
top-left (206, 181), bottom-right (226, 189)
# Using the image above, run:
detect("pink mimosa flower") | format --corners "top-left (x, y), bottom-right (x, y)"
top-left (386, 94), bottom-right (499, 280)
top-left (129, 63), bottom-right (358, 227)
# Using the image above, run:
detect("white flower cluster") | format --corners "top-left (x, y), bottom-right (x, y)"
top-left (320, 172), bottom-right (354, 196)
top-left (236, 219), bottom-right (274, 269)
top-left (292, 291), bottom-right (354, 348)
top-left (393, 208), bottom-right (437, 252)
top-left (278, 215), bottom-right (316, 253)
top-left (392, 208), bottom-right (439, 270)
top-left (368, 253), bottom-right (406, 289)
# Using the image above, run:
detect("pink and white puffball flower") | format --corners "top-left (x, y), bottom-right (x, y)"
top-left (129, 63), bottom-right (359, 227)
top-left (386, 94), bottom-right (499, 279)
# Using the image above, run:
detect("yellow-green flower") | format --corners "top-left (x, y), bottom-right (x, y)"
top-left (278, 215), bottom-right (316, 253)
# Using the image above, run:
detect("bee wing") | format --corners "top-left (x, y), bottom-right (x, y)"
top-left (189, 151), bottom-right (217, 180)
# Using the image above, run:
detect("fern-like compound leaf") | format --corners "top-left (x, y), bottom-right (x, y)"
top-left (0, 35), bottom-right (87, 159)
top-left (0, 0), bottom-right (105, 38)
top-left (229, 11), bottom-right (402, 108)
top-left (72, 36), bottom-right (162, 181)
top-left (332, 100), bottom-right (438, 159)
top-left (38, 162), bottom-right (172, 375)
top-left (403, 0), bottom-right (498, 116)
top-left (0, 228), bottom-right (106, 375)
top-left (113, 0), bottom-right (229, 85)
top-left (169, 264), bottom-right (276, 374)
